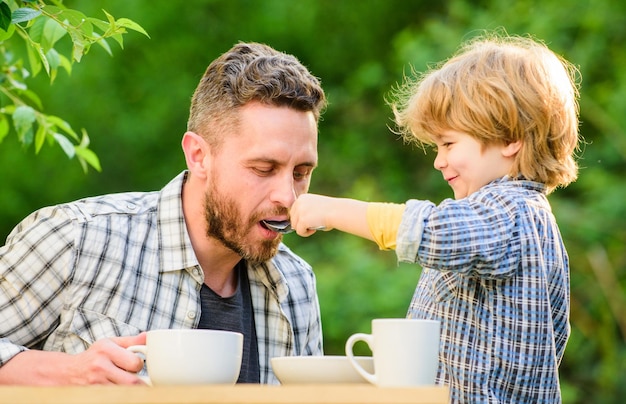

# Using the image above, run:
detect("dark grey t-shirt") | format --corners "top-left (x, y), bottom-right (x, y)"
top-left (197, 261), bottom-right (260, 383)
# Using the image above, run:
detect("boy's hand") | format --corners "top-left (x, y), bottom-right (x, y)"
top-left (291, 194), bottom-right (372, 240)
top-left (290, 194), bottom-right (334, 237)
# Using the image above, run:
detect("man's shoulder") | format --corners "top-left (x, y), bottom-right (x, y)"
top-left (7, 190), bottom-right (159, 241)
top-left (58, 172), bottom-right (186, 222)
top-left (61, 190), bottom-right (159, 221)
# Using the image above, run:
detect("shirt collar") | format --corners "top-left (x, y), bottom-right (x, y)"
top-left (492, 175), bottom-right (547, 194)
top-left (157, 171), bottom-right (200, 272)
top-left (248, 250), bottom-right (290, 303)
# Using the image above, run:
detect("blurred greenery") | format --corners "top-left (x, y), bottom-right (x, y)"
top-left (0, 0), bottom-right (148, 172)
top-left (1, 1), bottom-right (624, 402)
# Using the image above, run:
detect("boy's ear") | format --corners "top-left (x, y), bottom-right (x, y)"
top-left (502, 140), bottom-right (522, 157)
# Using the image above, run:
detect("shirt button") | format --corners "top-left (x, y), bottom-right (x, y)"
top-left (187, 311), bottom-right (197, 319)
top-left (127, 202), bottom-right (136, 210)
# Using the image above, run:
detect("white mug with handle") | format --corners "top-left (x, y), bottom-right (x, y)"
top-left (345, 318), bottom-right (440, 387)
top-left (127, 328), bottom-right (243, 385)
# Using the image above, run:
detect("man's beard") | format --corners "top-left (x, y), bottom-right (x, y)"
top-left (203, 183), bottom-right (282, 264)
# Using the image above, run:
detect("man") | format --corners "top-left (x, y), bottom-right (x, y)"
top-left (0, 42), bottom-right (327, 385)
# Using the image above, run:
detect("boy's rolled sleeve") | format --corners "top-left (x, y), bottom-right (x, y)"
top-left (396, 199), bottom-right (436, 263)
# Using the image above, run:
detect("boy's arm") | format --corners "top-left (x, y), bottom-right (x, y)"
top-left (290, 194), bottom-right (372, 240)
top-left (290, 195), bottom-right (406, 250)
top-left (366, 202), bottom-right (406, 250)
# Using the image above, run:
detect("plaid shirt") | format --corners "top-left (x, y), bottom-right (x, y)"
top-left (0, 171), bottom-right (322, 384)
top-left (397, 177), bottom-right (569, 403)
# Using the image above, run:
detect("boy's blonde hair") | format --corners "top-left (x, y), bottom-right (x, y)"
top-left (390, 33), bottom-right (581, 192)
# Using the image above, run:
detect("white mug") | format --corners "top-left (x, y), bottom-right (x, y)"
top-left (345, 318), bottom-right (440, 387)
top-left (127, 329), bottom-right (243, 385)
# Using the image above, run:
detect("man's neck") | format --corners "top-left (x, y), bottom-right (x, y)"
top-left (181, 174), bottom-right (241, 297)
top-left (197, 241), bottom-right (241, 298)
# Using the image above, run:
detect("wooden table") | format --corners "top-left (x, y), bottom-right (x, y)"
top-left (0, 384), bottom-right (449, 404)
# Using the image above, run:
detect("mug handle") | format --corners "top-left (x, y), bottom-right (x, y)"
top-left (345, 333), bottom-right (376, 385)
top-left (127, 345), bottom-right (148, 356)
top-left (126, 345), bottom-right (151, 385)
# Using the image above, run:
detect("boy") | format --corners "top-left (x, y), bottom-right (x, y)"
top-left (290, 33), bottom-right (580, 402)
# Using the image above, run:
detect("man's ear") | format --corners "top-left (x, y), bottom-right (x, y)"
top-left (182, 131), bottom-right (209, 179)
top-left (502, 140), bottom-right (522, 157)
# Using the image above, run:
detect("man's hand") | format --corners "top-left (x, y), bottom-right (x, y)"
top-left (0, 333), bottom-right (147, 385)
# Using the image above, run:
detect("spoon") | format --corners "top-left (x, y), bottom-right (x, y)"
top-left (262, 220), bottom-right (326, 234)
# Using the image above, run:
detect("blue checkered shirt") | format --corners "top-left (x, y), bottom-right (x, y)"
top-left (397, 177), bottom-right (569, 403)
top-left (0, 171), bottom-right (322, 384)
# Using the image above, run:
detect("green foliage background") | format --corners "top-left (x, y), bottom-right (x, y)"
top-left (1, 1), bottom-right (624, 402)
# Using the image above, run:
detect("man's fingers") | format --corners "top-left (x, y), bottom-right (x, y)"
top-left (87, 334), bottom-right (146, 380)
top-left (110, 332), bottom-right (147, 348)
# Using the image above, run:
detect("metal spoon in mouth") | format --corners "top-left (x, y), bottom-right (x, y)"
top-left (262, 220), bottom-right (326, 234)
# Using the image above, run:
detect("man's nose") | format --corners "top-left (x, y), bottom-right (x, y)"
top-left (270, 176), bottom-right (297, 207)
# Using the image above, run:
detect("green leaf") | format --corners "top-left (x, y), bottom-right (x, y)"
top-left (46, 115), bottom-right (78, 140)
top-left (12, 8), bottom-right (41, 24)
top-left (25, 44), bottom-right (41, 76)
top-left (0, 115), bottom-right (9, 143)
top-left (103, 9), bottom-right (115, 26)
top-left (46, 47), bottom-right (60, 68)
top-left (75, 145), bottom-right (101, 172)
top-left (26, 40), bottom-right (48, 76)
top-left (109, 32), bottom-right (123, 48)
top-left (77, 156), bottom-right (88, 173)
top-left (34, 121), bottom-right (47, 153)
top-left (46, 48), bottom-right (60, 82)
top-left (73, 129), bottom-right (100, 172)
top-left (59, 9), bottom-right (89, 31)
top-left (78, 129), bottom-right (90, 147)
top-left (21, 126), bottom-right (33, 145)
top-left (116, 18), bottom-right (150, 38)
top-left (20, 89), bottom-right (43, 110)
top-left (0, 2), bottom-right (12, 31)
top-left (68, 29), bottom-right (86, 62)
top-left (93, 33), bottom-right (112, 56)
top-left (58, 53), bottom-right (72, 75)
top-left (13, 105), bottom-right (36, 144)
top-left (111, 34), bottom-right (124, 49)
top-left (0, 105), bottom-right (16, 114)
top-left (0, 21), bottom-right (15, 41)
top-left (7, 75), bottom-right (27, 91)
top-left (86, 17), bottom-right (109, 33)
top-left (42, 17), bottom-right (66, 52)
top-left (52, 132), bottom-right (75, 158)
top-left (28, 15), bottom-right (44, 42)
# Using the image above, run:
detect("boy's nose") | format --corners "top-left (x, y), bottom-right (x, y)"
top-left (433, 151), bottom-right (446, 170)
